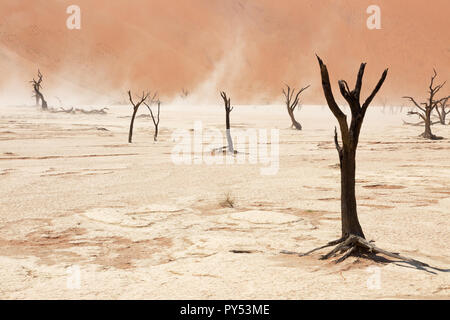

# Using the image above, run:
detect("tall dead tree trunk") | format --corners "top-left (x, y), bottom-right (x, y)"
top-left (220, 91), bottom-right (234, 153)
top-left (127, 90), bottom-right (150, 143)
top-left (282, 84), bottom-right (310, 130)
top-left (30, 70), bottom-right (48, 110)
top-left (144, 99), bottom-right (161, 141)
top-left (282, 57), bottom-right (435, 269)
top-left (403, 70), bottom-right (449, 139)
top-left (435, 97), bottom-right (449, 125)
top-left (318, 56), bottom-right (388, 239)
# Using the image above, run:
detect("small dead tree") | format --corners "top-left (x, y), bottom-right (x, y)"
top-left (180, 88), bottom-right (189, 99)
top-left (435, 97), bottom-right (449, 125)
top-left (282, 84), bottom-right (310, 130)
top-left (127, 90), bottom-right (150, 143)
top-left (220, 91), bottom-right (235, 153)
top-left (144, 99), bottom-right (161, 141)
top-left (282, 56), bottom-right (435, 270)
top-left (30, 70), bottom-right (48, 110)
top-left (403, 70), bottom-right (449, 139)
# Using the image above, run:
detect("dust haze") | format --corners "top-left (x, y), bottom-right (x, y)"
top-left (1, 0), bottom-right (449, 105)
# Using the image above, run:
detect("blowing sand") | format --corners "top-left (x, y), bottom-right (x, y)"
top-left (0, 104), bottom-right (448, 299)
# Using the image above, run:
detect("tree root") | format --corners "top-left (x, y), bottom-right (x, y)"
top-left (281, 235), bottom-right (447, 273)
top-left (419, 132), bottom-right (444, 140)
top-left (290, 122), bottom-right (302, 130)
top-left (298, 237), bottom-right (345, 257)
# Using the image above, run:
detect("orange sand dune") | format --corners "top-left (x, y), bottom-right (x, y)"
top-left (0, 0), bottom-right (449, 104)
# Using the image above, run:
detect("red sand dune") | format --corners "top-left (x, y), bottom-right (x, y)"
top-left (0, 0), bottom-right (449, 105)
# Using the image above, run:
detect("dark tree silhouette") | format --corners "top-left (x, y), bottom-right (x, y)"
top-left (317, 56), bottom-right (388, 241)
top-left (435, 97), bottom-right (449, 125)
top-left (403, 70), bottom-right (449, 139)
top-left (144, 99), bottom-right (161, 141)
top-left (220, 91), bottom-right (235, 153)
top-left (127, 90), bottom-right (153, 143)
top-left (30, 70), bottom-right (48, 110)
top-left (282, 84), bottom-right (310, 130)
top-left (282, 56), bottom-right (436, 270)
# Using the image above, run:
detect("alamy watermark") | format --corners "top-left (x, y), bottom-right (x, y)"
top-left (66, 5), bottom-right (81, 30)
top-left (66, 265), bottom-right (81, 289)
top-left (366, 266), bottom-right (381, 290)
top-left (171, 121), bottom-right (279, 175)
top-left (367, 5), bottom-right (381, 30)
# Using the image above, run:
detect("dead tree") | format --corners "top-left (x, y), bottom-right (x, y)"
top-left (144, 99), bottom-right (161, 141)
top-left (180, 88), bottom-right (189, 99)
top-left (282, 84), bottom-right (310, 130)
top-left (435, 97), bottom-right (449, 125)
top-left (403, 70), bottom-right (449, 139)
top-left (127, 90), bottom-right (150, 143)
top-left (282, 56), bottom-right (435, 270)
top-left (30, 70), bottom-right (48, 110)
top-left (318, 56), bottom-right (387, 241)
top-left (220, 91), bottom-right (235, 153)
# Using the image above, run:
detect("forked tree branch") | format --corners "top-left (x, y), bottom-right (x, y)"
top-left (316, 55), bottom-right (350, 143)
top-left (362, 68), bottom-right (389, 112)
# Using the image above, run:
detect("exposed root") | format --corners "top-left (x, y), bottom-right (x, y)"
top-left (282, 235), bottom-right (446, 272)
top-left (298, 237), bottom-right (345, 257)
top-left (419, 132), bottom-right (444, 140)
top-left (280, 237), bottom-right (345, 257)
top-left (320, 236), bottom-right (356, 260)
top-left (335, 245), bottom-right (357, 263)
top-left (290, 121), bottom-right (302, 130)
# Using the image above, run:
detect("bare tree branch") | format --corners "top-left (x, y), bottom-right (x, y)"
top-left (316, 55), bottom-right (349, 143)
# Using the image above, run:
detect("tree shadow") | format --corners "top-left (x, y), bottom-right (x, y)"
top-left (358, 252), bottom-right (449, 275)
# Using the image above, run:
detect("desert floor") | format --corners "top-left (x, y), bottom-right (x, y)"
top-left (0, 103), bottom-right (449, 299)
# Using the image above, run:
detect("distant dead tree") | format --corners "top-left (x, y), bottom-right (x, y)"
top-left (127, 90), bottom-right (154, 143)
top-left (435, 97), bottom-right (449, 125)
top-left (282, 84), bottom-right (310, 130)
top-left (220, 91), bottom-right (235, 153)
top-left (403, 70), bottom-right (449, 139)
top-left (144, 99), bottom-right (161, 141)
top-left (282, 56), bottom-right (436, 270)
top-left (180, 88), bottom-right (189, 99)
top-left (30, 70), bottom-right (48, 110)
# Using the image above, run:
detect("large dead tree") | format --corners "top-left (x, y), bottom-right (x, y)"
top-left (435, 97), bottom-right (449, 125)
top-left (30, 70), bottom-right (48, 110)
top-left (220, 91), bottom-right (235, 153)
top-left (403, 70), bottom-right (449, 139)
top-left (144, 99), bottom-right (161, 141)
top-left (282, 84), bottom-right (310, 130)
top-left (282, 56), bottom-right (434, 270)
top-left (127, 90), bottom-right (150, 143)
